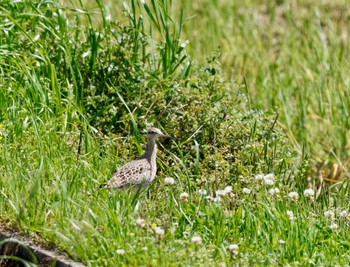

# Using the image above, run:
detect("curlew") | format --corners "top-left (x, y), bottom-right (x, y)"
top-left (104, 127), bottom-right (169, 189)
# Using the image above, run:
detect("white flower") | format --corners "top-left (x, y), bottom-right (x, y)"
top-left (288, 192), bottom-right (299, 201)
top-left (324, 210), bottom-right (335, 220)
top-left (255, 173), bottom-right (265, 180)
top-left (340, 210), bottom-right (348, 217)
top-left (198, 189), bottom-right (207, 195)
top-left (253, 173), bottom-right (275, 186)
top-left (171, 222), bottom-right (179, 233)
top-left (141, 246), bottom-right (148, 251)
top-left (191, 235), bottom-right (202, 245)
top-left (264, 173), bottom-right (275, 181)
top-left (279, 239), bottom-right (286, 244)
top-left (340, 210), bottom-right (349, 220)
top-left (116, 249), bottom-right (125, 255)
top-left (216, 189), bottom-right (226, 196)
top-left (330, 223), bottom-right (338, 230)
top-left (164, 177), bottom-right (175, 185)
top-left (224, 186), bottom-right (232, 194)
top-left (303, 188), bottom-right (314, 198)
top-left (242, 188), bottom-right (251, 194)
top-left (180, 192), bottom-right (189, 202)
top-left (268, 188), bottom-right (280, 195)
top-left (228, 244), bottom-right (239, 255)
top-left (154, 227), bottom-right (165, 239)
top-left (263, 178), bottom-right (275, 186)
top-left (216, 186), bottom-right (232, 196)
top-left (287, 210), bottom-right (296, 221)
top-left (136, 218), bottom-right (146, 228)
top-left (206, 195), bottom-right (222, 202)
top-left (213, 196), bottom-right (222, 203)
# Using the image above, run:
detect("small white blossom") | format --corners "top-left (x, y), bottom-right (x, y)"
top-left (340, 210), bottom-right (350, 220)
top-left (191, 235), bottom-right (202, 245)
top-left (206, 195), bottom-right (222, 202)
top-left (136, 218), bottom-right (146, 228)
top-left (255, 173), bottom-right (265, 180)
top-left (198, 189), bottom-right (207, 195)
top-left (116, 249), bottom-right (125, 255)
top-left (264, 173), bottom-right (275, 181)
top-left (223, 186), bottom-right (232, 194)
top-left (330, 223), bottom-right (338, 230)
top-left (228, 244), bottom-right (239, 255)
top-left (288, 192), bottom-right (299, 201)
top-left (303, 188), bottom-right (314, 198)
top-left (287, 210), bottom-right (296, 221)
top-left (216, 189), bottom-right (226, 196)
top-left (268, 188), bottom-right (280, 195)
top-left (141, 246), bottom-right (148, 251)
top-left (170, 222), bottom-right (179, 233)
top-left (213, 196), bottom-right (222, 203)
top-left (82, 51), bottom-right (90, 58)
top-left (216, 186), bottom-right (232, 196)
top-left (180, 192), bottom-right (189, 202)
top-left (154, 227), bottom-right (165, 239)
top-left (263, 178), bottom-right (275, 186)
top-left (324, 210), bottom-right (335, 220)
top-left (279, 239), bottom-right (286, 244)
top-left (340, 210), bottom-right (348, 217)
top-left (164, 177), bottom-right (175, 185)
top-left (242, 188), bottom-right (251, 194)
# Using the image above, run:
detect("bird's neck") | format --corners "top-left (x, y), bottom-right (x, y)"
top-left (141, 138), bottom-right (157, 162)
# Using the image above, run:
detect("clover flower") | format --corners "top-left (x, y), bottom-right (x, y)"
top-left (198, 189), bottom-right (207, 196)
top-left (136, 218), bottom-right (146, 228)
top-left (255, 173), bottom-right (265, 180)
top-left (288, 192), bottom-right (299, 201)
top-left (324, 210), bottom-right (335, 220)
top-left (330, 223), bottom-right (338, 230)
top-left (180, 192), bottom-right (189, 202)
top-left (287, 210), bottom-right (296, 221)
top-left (164, 177), bottom-right (175, 185)
top-left (191, 235), bottom-right (202, 245)
top-left (242, 188), bottom-right (251, 194)
top-left (228, 244), bottom-right (239, 255)
top-left (303, 188), bottom-right (314, 199)
top-left (154, 227), bottom-right (165, 239)
top-left (268, 188), bottom-right (280, 195)
top-left (116, 249), bottom-right (125, 255)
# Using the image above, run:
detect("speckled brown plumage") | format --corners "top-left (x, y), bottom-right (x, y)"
top-left (104, 128), bottom-right (169, 189)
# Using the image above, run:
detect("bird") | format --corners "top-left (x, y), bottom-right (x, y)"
top-left (104, 127), bottom-right (170, 189)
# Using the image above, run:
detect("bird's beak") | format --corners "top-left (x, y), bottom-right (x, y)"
top-left (160, 133), bottom-right (171, 139)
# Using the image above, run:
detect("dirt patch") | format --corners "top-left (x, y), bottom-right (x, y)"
top-left (0, 224), bottom-right (85, 267)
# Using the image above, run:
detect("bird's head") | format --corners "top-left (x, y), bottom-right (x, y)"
top-left (146, 127), bottom-right (170, 140)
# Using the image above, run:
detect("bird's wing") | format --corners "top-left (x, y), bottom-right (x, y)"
top-left (106, 159), bottom-right (151, 188)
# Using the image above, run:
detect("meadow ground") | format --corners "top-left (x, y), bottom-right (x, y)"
top-left (0, 0), bottom-right (350, 266)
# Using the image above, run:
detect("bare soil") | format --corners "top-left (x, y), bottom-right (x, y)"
top-left (0, 224), bottom-right (85, 267)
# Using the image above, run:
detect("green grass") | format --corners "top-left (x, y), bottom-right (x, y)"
top-left (1, 0), bottom-right (350, 266)
top-left (179, 0), bottom-right (350, 171)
